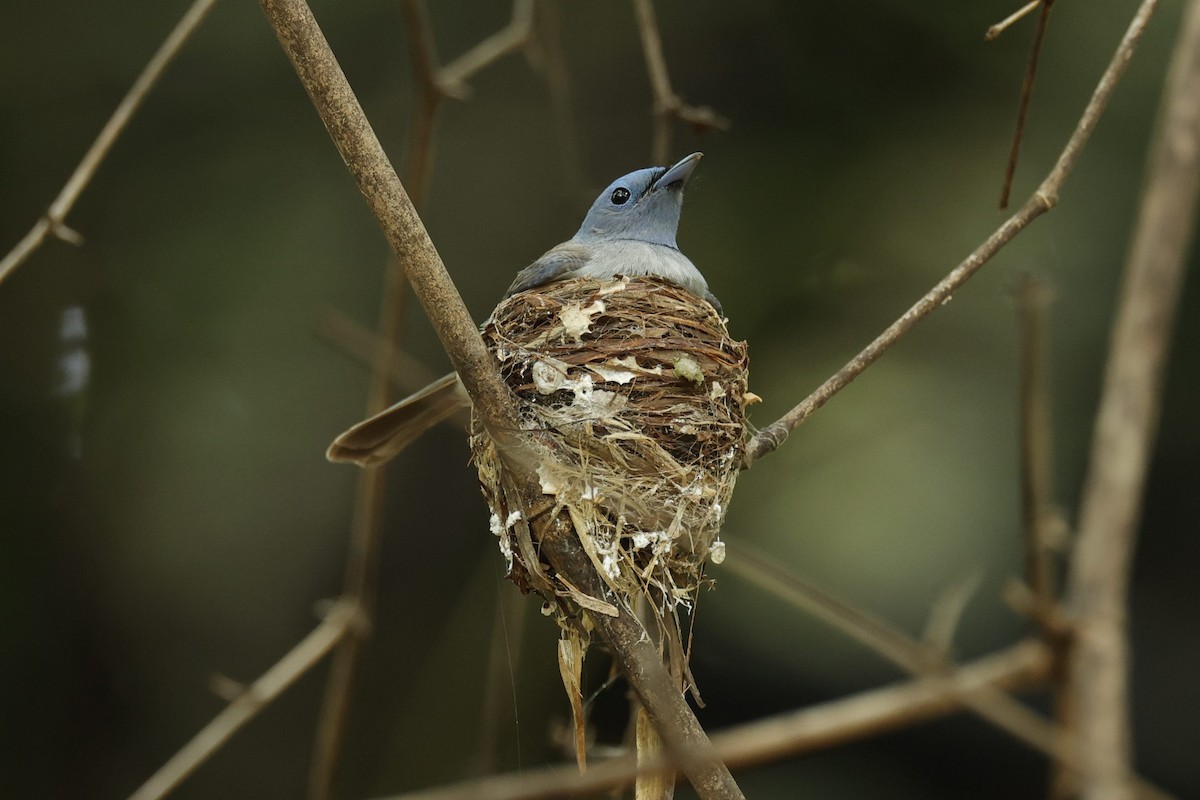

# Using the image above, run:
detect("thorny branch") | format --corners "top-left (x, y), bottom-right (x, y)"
top-left (1065, 0), bottom-right (1200, 796)
top-left (742, 0), bottom-right (1161, 468)
top-left (0, 0), bottom-right (220, 286)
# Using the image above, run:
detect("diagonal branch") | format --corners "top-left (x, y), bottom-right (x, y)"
top-left (0, 0), bottom-right (220, 286)
top-left (742, 0), bottom-right (1161, 469)
top-left (1065, 0), bottom-right (1200, 797)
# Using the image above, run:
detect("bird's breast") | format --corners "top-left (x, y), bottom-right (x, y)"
top-left (580, 240), bottom-right (710, 300)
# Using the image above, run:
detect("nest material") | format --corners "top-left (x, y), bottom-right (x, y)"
top-left (470, 276), bottom-right (751, 691)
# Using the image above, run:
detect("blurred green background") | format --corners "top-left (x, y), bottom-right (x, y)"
top-left (2, 1), bottom-right (1197, 797)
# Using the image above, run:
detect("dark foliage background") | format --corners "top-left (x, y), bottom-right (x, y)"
top-left (1, 1), bottom-right (1196, 798)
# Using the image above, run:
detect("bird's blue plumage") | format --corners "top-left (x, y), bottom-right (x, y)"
top-left (505, 152), bottom-right (720, 312)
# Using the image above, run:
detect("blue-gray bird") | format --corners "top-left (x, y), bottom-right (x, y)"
top-left (328, 152), bottom-right (717, 466)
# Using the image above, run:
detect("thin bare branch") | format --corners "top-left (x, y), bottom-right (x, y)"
top-left (743, 0), bottom-right (1161, 469)
top-left (727, 545), bottom-right (1068, 761)
top-left (999, 0), bottom-right (1056, 210)
top-left (440, 0), bottom-right (535, 90)
top-left (400, 0), bottom-right (445, 208)
top-left (1066, 1), bottom-right (1200, 797)
top-left (307, 4), bottom-right (538, 790)
top-left (0, 0), bottom-right (220, 286)
top-left (127, 601), bottom-right (359, 800)
top-left (722, 546), bottom-right (1179, 797)
top-left (986, 0), bottom-right (1044, 41)
top-left (630, 0), bottom-right (729, 164)
top-left (309, 263), bottom-right (410, 800)
top-left (369, 641), bottom-right (1051, 800)
top-left (258, 0), bottom-right (516, 438)
top-left (402, 0), bottom-right (536, 202)
top-left (1013, 274), bottom-right (1062, 622)
top-left (314, 306), bottom-right (441, 392)
top-left (724, 545), bottom-right (938, 674)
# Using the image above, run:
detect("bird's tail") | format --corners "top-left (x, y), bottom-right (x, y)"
top-left (326, 372), bottom-right (468, 466)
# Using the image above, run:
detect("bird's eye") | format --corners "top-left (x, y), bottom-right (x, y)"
top-left (610, 187), bottom-right (631, 205)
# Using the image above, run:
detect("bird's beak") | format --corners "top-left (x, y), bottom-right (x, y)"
top-left (652, 152), bottom-right (703, 192)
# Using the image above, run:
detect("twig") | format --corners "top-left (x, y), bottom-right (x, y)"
top-left (630, 0), bottom-right (729, 164)
top-left (367, 641), bottom-right (1051, 800)
top-left (742, 0), bottom-right (1161, 469)
top-left (723, 546), bottom-right (1173, 798)
top-left (1012, 273), bottom-right (1077, 799)
top-left (400, 0), bottom-right (445, 208)
top-left (402, 0), bottom-right (535, 204)
top-left (314, 306), bottom-right (441, 392)
top-left (258, 3), bottom-right (741, 797)
top-left (440, 0), bottom-right (535, 90)
top-left (999, 0), bottom-right (1056, 210)
top-left (309, 263), bottom-right (410, 800)
top-left (986, 0), bottom-right (1044, 42)
top-left (724, 545), bottom-right (939, 674)
top-left (1065, 1), bottom-right (1200, 797)
top-left (1013, 274), bottom-right (1062, 625)
top-left (0, 0), bottom-right (220, 286)
top-left (728, 547), bottom-right (1063, 762)
top-left (127, 600), bottom-right (360, 800)
top-left (258, 0), bottom-right (515, 438)
top-left (306, 5), bottom-right (538, 786)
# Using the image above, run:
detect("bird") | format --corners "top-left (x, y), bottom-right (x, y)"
top-left (327, 152), bottom-right (719, 466)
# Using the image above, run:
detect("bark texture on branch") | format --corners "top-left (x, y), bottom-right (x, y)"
top-left (1067, 1), bottom-right (1200, 797)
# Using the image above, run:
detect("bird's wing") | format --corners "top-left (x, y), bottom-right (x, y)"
top-left (326, 372), bottom-right (468, 466)
top-left (504, 241), bottom-right (592, 297)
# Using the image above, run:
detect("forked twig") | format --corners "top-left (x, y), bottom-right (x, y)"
top-left (742, 0), bottom-right (1161, 469)
top-left (630, 0), bottom-right (730, 164)
top-left (0, 0), bottom-right (220, 286)
top-left (402, 0), bottom-right (536, 205)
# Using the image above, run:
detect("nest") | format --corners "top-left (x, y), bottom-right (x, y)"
top-left (470, 275), bottom-right (752, 696)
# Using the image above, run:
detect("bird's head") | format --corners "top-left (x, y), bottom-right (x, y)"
top-left (574, 152), bottom-right (702, 248)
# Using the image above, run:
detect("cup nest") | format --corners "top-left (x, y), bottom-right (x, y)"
top-left (470, 275), bottom-right (752, 690)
